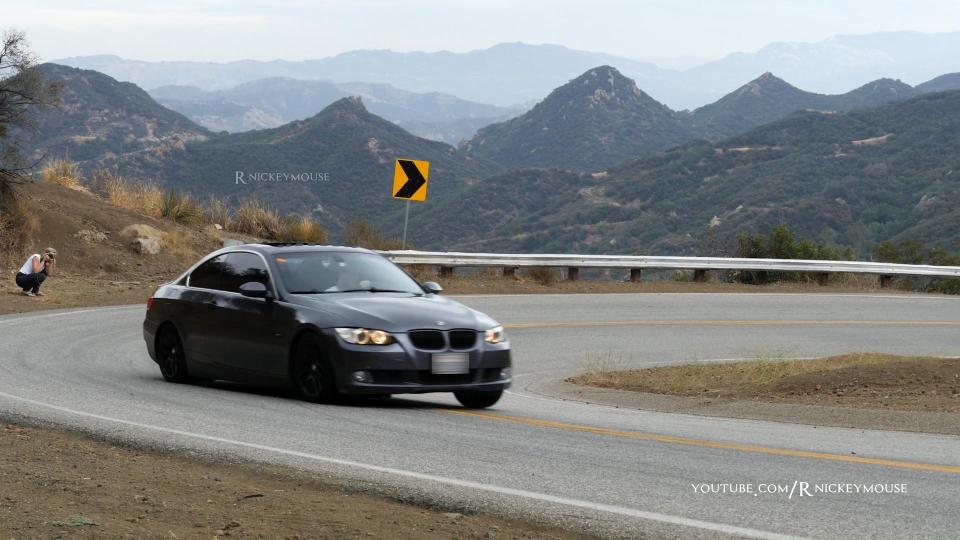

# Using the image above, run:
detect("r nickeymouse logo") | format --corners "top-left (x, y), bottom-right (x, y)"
top-left (235, 171), bottom-right (331, 184)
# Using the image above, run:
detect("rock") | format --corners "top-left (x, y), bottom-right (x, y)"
top-left (120, 224), bottom-right (163, 241)
top-left (132, 237), bottom-right (162, 255)
top-left (443, 512), bottom-right (463, 520)
top-left (121, 224), bottom-right (164, 255)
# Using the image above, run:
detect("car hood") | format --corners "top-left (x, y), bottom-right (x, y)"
top-left (293, 293), bottom-right (496, 332)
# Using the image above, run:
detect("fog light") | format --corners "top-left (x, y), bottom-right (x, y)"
top-left (353, 370), bottom-right (373, 383)
top-left (500, 368), bottom-right (512, 380)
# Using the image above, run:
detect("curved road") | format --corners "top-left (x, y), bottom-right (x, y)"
top-left (2, 293), bottom-right (960, 538)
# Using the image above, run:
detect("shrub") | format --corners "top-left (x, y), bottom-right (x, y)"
top-left (343, 219), bottom-right (401, 250)
top-left (41, 158), bottom-right (83, 189)
top-left (233, 200), bottom-right (282, 239)
top-left (279, 215), bottom-right (327, 243)
top-left (101, 175), bottom-right (163, 217)
top-left (734, 223), bottom-right (842, 284)
top-left (205, 196), bottom-right (232, 230)
top-left (160, 191), bottom-right (202, 225)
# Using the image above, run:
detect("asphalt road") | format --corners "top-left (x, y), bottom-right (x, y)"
top-left (2, 293), bottom-right (959, 539)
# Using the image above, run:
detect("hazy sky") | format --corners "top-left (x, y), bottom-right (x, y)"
top-left (7, 0), bottom-right (960, 63)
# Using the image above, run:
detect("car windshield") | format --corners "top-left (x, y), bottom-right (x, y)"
top-left (274, 252), bottom-right (424, 295)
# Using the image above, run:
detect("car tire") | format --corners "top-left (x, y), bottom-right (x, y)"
top-left (156, 325), bottom-right (191, 383)
top-left (291, 333), bottom-right (339, 404)
top-left (454, 390), bottom-right (503, 409)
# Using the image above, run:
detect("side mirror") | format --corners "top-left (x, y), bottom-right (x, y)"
top-left (423, 281), bottom-right (443, 294)
top-left (239, 281), bottom-right (271, 299)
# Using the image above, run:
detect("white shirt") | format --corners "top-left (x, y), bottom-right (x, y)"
top-left (19, 254), bottom-right (40, 275)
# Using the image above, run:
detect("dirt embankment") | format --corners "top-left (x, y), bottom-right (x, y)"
top-left (565, 354), bottom-right (960, 435)
top-left (1, 180), bottom-right (221, 315)
top-left (0, 422), bottom-right (588, 539)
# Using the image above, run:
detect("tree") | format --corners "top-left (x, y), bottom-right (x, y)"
top-left (0, 29), bottom-right (60, 183)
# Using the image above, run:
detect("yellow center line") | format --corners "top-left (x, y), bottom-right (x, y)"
top-left (442, 409), bottom-right (960, 475)
top-left (503, 319), bottom-right (960, 329)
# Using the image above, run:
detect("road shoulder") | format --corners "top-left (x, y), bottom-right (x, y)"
top-left (533, 379), bottom-right (960, 436)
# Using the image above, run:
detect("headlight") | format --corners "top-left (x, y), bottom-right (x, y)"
top-left (484, 325), bottom-right (505, 344)
top-left (335, 328), bottom-right (395, 345)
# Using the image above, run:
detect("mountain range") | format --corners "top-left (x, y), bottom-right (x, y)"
top-left (55, 32), bottom-right (960, 110)
top-left (462, 67), bottom-right (956, 171)
top-left (18, 60), bottom-right (960, 256)
top-left (115, 96), bottom-right (498, 230)
top-left (21, 64), bottom-right (209, 164)
top-left (413, 89), bottom-right (960, 256)
top-left (150, 79), bottom-right (519, 143)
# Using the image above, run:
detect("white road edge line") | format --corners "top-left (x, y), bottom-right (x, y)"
top-left (0, 390), bottom-right (804, 540)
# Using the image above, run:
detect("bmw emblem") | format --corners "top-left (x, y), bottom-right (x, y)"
top-left (436, 321), bottom-right (446, 326)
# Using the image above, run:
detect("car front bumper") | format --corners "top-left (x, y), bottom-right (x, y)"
top-left (321, 329), bottom-right (512, 395)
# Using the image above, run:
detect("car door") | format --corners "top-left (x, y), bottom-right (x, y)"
top-left (214, 252), bottom-right (291, 379)
top-left (178, 254), bottom-right (230, 373)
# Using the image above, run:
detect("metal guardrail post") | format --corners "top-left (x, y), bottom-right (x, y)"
top-left (880, 275), bottom-right (893, 288)
top-left (503, 266), bottom-right (517, 278)
top-left (693, 269), bottom-right (708, 283)
top-left (817, 273), bottom-right (830, 286)
top-left (629, 268), bottom-right (642, 283)
top-left (439, 266), bottom-right (454, 278)
top-left (567, 267), bottom-right (579, 281)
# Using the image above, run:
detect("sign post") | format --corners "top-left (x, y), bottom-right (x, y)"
top-left (391, 158), bottom-right (430, 250)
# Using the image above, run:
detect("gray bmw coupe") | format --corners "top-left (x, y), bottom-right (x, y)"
top-left (143, 244), bottom-right (511, 408)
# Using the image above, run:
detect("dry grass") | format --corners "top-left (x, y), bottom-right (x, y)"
top-left (160, 229), bottom-right (199, 262)
top-left (569, 353), bottom-right (960, 412)
top-left (101, 175), bottom-right (164, 218)
top-left (278, 215), bottom-right (327, 243)
top-left (40, 158), bottom-right (84, 190)
top-left (204, 196), bottom-right (232, 230)
top-left (0, 182), bottom-right (36, 266)
top-left (233, 200), bottom-right (282, 239)
top-left (343, 219), bottom-right (401, 249)
top-left (524, 266), bottom-right (556, 285)
top-left (159, 191), bottom-right (203, 225)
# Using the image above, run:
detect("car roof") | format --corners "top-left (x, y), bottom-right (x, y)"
top-left (232, 243), bottom-right (376, 256)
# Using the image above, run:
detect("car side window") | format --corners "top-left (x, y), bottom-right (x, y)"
top-left (222, 253), bottom-right (271, 294)
top-left (190, 255), bottom-right (228, 290)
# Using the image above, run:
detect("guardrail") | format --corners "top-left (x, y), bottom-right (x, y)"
top-left (379, 250), bottom-right (960, 287)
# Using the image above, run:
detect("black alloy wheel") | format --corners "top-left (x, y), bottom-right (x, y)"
top-left (157, 326), bottom-right (190, 383)
top-left (292, 333), bottom-right (338, 403)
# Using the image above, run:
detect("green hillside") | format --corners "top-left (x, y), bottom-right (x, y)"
top-left (413, 90), bottom-right (960, 255)
top-left (25, 64), bottom-right (209, 163)
top-left (123, 96), bottom-right (498, 230)
top-left (688, 73), bottom-right (917, 139)
top-left (461, 66), bottom-right (695, 171)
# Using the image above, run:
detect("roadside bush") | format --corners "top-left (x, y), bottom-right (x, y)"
top-left (101, 174), bottom-right (163, 217)
top-left (278, 215), bottom-right (327, 243)
top-left (160, 191), bottom-right (202, 225)
top-left (343, 219), bottom-right (402, 250)
top-left (734, 223), bottom-right (844, 284)
top-left (205, 196), bottom-right (232, 230)
top-left (233, 200), bottom-right (282, 239)
top-left (874, 240), bottom-right (960, 294)
top-left (41, 158), bottom-right (83, 190)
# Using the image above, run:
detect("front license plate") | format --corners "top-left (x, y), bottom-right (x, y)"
top-left (431, 353), bottom-right (469, 375)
